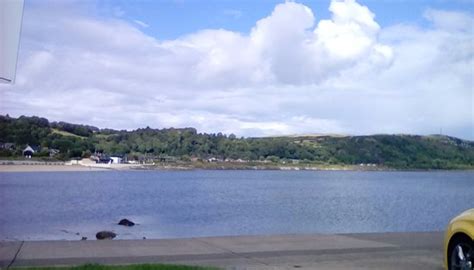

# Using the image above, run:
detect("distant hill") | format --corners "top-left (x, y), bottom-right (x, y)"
top-left (0, 114), bottom-right (473, 169)
top-left (269, 133), bottom-right (350, 138)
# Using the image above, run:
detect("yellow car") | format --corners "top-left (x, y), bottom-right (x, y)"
top-left (444, 208), bottom-right (474, 270)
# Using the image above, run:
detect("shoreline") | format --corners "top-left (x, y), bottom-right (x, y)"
top-left (0, 163), bottom-right (473, 172)
top-left (0, 164), bottom-right (111, 172)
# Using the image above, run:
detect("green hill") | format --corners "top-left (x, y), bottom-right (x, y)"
top-left (0, 115), bottom-right (473, 169)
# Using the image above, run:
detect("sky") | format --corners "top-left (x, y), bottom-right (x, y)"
top-left (0, 0), bottom-right (473, 139)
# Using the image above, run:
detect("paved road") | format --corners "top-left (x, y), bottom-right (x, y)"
top-left (0, 232), bottom-right (444, 270)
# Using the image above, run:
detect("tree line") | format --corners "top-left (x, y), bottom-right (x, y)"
top-left (1, 115), bottom-right (473, 169)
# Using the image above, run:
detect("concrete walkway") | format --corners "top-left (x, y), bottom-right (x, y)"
top-left (0, 232), bottom-right (444, 270)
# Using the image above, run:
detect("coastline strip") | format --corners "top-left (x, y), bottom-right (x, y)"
top-left (0, 165), bottom-right (109, 172)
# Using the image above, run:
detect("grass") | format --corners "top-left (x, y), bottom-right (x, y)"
top-left (13, 263), bottom-right (220, 270)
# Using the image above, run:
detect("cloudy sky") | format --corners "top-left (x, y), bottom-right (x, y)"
top-left (1, 0), bottom-right (473, 139)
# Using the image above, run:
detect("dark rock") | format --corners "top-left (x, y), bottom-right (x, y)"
top-left (96, 231), bottom-right (116, 240)
top-left (118, 218), bottom-right (135, 227)
top-left (142, 237), bottom-right (146, 240)
top-left (81, 236), bottom-right (87, 240)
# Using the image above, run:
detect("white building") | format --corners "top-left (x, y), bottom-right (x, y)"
top-left (110, 156), bottom-right (122, 164)
top-left (22, 145), bottom-right (35, 158)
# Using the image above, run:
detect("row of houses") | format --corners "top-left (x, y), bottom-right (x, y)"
top-left (90, 153), bottom-right (125, 164)
top-left (206, 157), bottom-right (250, 163)
top-left (23, 145), bottom-right (60, 158)
top-left (1, 143), bottom-right (306, 164)
top-left (1, 143), bottom-right (60, 158)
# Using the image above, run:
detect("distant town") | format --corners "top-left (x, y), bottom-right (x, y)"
top-left (1, 115), bottom-right (473, 170)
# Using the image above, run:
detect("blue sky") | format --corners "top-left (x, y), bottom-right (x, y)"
top-left (93, 0), bottom-right (474, 39)
top-left (1, 0), bottom-right (473, 139)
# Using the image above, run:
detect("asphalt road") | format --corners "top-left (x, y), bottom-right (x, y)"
top-left (0, 232), bottom-right (444, 270)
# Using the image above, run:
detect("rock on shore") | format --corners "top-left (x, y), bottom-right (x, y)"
top-left (118, 218), bottom-right (135, 226)
top-left (96, 231), bottom-right (116, 240)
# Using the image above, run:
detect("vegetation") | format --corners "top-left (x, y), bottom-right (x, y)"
top-left (13, 263), bottom-right (219, 270)
top-left (1, 114), bottom-right (473, 169)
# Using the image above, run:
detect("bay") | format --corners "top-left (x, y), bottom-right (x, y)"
top-left (0, 170), bottom-right (472, 241)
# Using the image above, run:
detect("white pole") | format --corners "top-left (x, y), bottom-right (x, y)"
top-left (0, 0), bottom-right (25, 84)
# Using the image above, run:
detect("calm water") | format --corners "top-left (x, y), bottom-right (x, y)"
top-left (0, 170), bottom-right (473, 241)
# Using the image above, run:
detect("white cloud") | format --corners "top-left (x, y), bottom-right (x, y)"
top-left (0, 0), bottom-right (472, 139)
top-left (424, 9), bottom-right (474, 32)
top-left (315, 0), bottom-right (380, 59)
top-left (133, 19), bottom-right (150, 28)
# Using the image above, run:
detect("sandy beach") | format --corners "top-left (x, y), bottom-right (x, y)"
top-left (0, 164), bottom-right (111, 172)
top-left (0, 159), bottom-right (152, 172)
